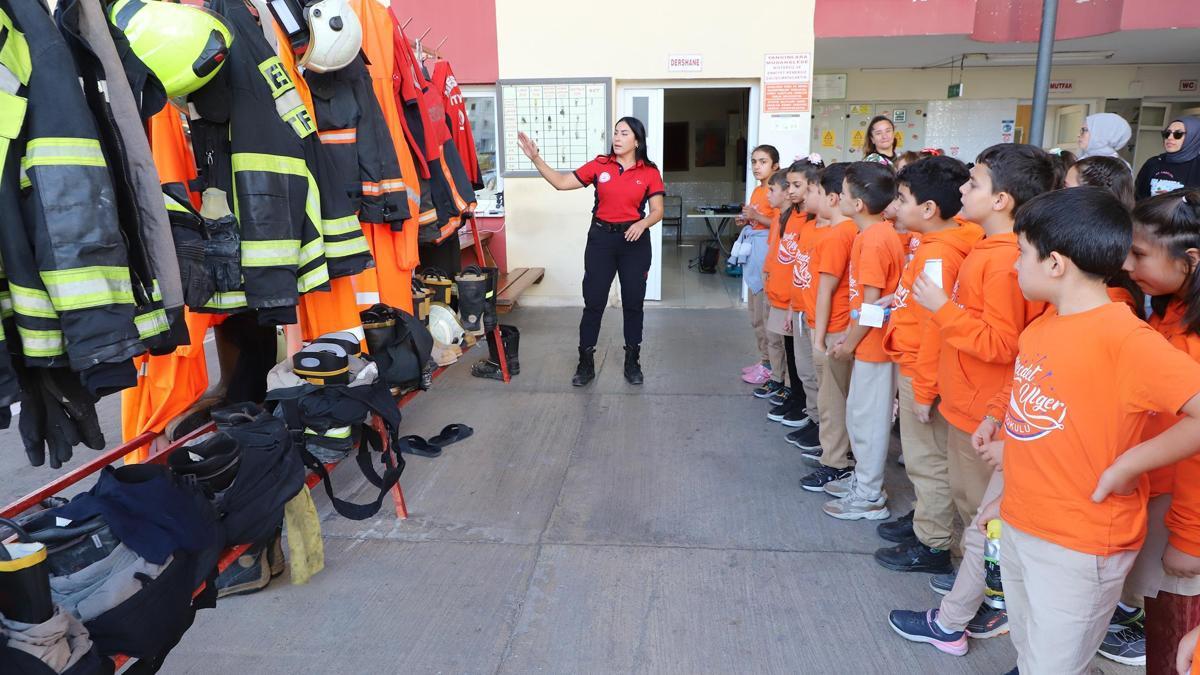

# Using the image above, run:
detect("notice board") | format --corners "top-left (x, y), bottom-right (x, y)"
top-left (498, 79), bottom-right (611, 177)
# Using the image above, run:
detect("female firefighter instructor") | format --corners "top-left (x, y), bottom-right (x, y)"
top-left (517, 117), bottom-right (665, 388)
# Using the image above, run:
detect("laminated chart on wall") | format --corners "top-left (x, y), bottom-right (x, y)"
top-left (499, 79), bottom-right (611, 176)
top-left (925, 99), bottom-right (1019, 164)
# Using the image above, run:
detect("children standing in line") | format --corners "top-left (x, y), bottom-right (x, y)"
top-left (975, 187), bottom-right (1200, 674)
top-left (799, 163), bottom-right (858, 489)
top-left (1063, 154), bottom-right (1144, 315)
top-left (742, 145), bottom-right (782, 388)
top-left (874, 156), bottom-right (979, 573)
top-left (822, 162), bottom-right (904, 521)
top-left (761, 170), bottom-right (803, 410)
top-left (1118, 190), bottom-right (1200, 672)
top-left (888, 144), bottom-right (1055, 657)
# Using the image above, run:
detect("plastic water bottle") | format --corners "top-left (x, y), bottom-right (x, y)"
top-left (983, 519), bottom-right (1005, 609)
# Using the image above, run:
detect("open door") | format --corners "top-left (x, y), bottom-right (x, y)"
top-left (620, 87), bottom-right (664, 301)
top-left (1052, 104), bottom-right (1089, 153)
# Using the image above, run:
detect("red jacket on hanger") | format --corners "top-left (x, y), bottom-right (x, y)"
top-left (430, 60), bottom-right (482, 188)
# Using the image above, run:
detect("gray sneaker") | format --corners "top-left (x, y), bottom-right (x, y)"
top-left (823, 491), bottom-right (890, 521)
top-left (824, 474), bottom-right (855, 498)
top-left (929, 571), bottom-right (956, 596)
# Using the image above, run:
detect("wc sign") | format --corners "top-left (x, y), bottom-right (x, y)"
top-left (668, 54), bottom-right (703, 72)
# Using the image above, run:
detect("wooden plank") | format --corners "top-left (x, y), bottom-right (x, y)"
top-left (496, 267), bottom-right (545, 313)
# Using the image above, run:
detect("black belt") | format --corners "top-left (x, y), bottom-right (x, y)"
top-left (592, 218), bottom-right (638, 233)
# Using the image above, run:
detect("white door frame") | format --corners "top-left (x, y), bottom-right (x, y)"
top-left (619, 87), bottom-right (666, 301)
top-left (616, 79), bottom-right (759, 303)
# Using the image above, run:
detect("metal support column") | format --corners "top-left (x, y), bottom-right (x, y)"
top-left (1029, 0), bottom-right (1059, 147)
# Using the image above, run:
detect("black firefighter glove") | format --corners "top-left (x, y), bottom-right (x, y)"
top-left (17, 367), bottom-right (105, 469)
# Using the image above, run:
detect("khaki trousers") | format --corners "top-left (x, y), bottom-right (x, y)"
top-left (748, 290), bottom-right (769, 365)
top-left (814, 330), bottom-right (852, 469)
top-left (897, 375), bottom-right (953, 550)
top-left (1004, 523), bottom-right (1137, 675)
top-left (938, 470), bottom-right (1004, 630)
top-left (791, 314), bottom-right (819, 420)
top-left (948, 425), bottom-right (994, 530)
top-left (847, 359), bottom-right (897, 501)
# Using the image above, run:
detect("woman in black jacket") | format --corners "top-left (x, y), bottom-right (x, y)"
top-left (1136, 116), bottom-right (1200, 200)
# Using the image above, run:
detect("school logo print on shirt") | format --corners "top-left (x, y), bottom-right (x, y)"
top-left (599, 172), bottom-right (611, 183)
top-left (950, 279), bottom-right (964, 310)
top-left (793, 251), bottom-right (812, 289)
top-left (892, 283), bottom-right (911, 310)
top-left (848, 262), bottom-right (859, 303)
top-left (1004, 353), bottom-right (1067, 441)
top-left (777, 234), bottom-right (799, 265)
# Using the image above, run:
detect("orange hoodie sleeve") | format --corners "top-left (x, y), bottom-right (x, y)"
top-left (911, 243), bottom-right (963, 405)
top-left (1167, 455), bottom-right (1200, 556)
top-left (932, 261), bottom-right (1030, 365)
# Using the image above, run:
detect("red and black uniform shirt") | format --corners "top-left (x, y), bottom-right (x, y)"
top-left (573, 156), bottom-right (666, 224)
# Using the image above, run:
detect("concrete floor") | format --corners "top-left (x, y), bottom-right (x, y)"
top-left (0, 304), bottom-right (1135, 674)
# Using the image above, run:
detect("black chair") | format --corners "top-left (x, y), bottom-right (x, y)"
top-left (661, 195), bottom-right (683, 247)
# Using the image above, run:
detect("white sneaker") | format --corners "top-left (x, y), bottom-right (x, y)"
top-left (822, 491), bottom-right (890, 521)
top-left (824, 474), bottom-right (855, 498)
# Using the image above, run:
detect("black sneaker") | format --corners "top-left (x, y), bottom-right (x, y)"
top-left (753, 380), bottom-right (784, 399)
top-left (1098, 624), bottom-right (1146, 666)
top-left (781, 408), bottom-right (812, 429)
top-left (786, 423), bottom-right (821, 450)
top-left (800, 465), bottom-right (852, 492)
top-left (767, 396), bottom-right (798, 422)
top-left (929, 571), bottom-right (956, 596)
top-left (966, 604), bottom-right (1009, 639)
top-left (767, 386), bottom-right (792, 406)
top-left (799, 446), bottom-right (823, 467)
top-left (1110, 604), bottom-right (1145, 629)
top-left (876, 509), bottom-right (916, 544)
top-left (874, 541), bottom-right (954, 574)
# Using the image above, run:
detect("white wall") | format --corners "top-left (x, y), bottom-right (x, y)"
top-left (496, 0), bottom-right (815, 305)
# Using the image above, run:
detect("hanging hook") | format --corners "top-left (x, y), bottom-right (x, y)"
top-left (418, 26), bottom-right (432, 41)
top-left (401, 16), bottom-right (414, 29)
top-left (434, 36), bottom-right (448, 52)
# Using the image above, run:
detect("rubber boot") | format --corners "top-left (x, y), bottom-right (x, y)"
top-left (471, 325), bottom-right (520, 380)
top-left (481, 267), bottom-right (500, 332)
top-left (572, 346), bottom-right (596, 387)
top-left (420, 268), bottom-right (454, 306)
top-left (411, 278), bottom-right (431, 325)
top-left (624, 345), bottom-right (644, 385)
top-left (454, 267), bottom-right (488, 335)
top-left (361, 305), bottom-right (398, 375)
top-left (0, 518), bottom-right (53, 624)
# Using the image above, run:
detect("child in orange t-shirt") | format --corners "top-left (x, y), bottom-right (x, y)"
top-left (755, 169), bottom-right (792, 400)
top-left (971, 187), bottom-right (1200, 674)
top-left (742, 145), bottom-right (782, 387)
top-left (1119, 190), bottom-right (1200, 671)
top-left (799, 164), bottom-right (860, 491)
top-left (875, 155), bottom-right (979, 573)
top-left (822, 162), bottom-right (904, 521)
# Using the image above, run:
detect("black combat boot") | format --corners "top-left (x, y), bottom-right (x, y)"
top-left (572, 346), bottom-right (596, 387)
top-left (623, 345), bottom-right (643, 385)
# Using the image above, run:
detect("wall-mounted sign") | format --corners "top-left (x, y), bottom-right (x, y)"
top-left (814, 73), bottom-right (847, 100)
top-left (668, 54), bottom-right (703, 73)
top-left (763, 53), bottom-right (812, 114)
top-left (1048, 80), bottom-right (1074, 93)
top-left (893, 109), bottom-right (907, 123)
top-left (1181, 80), bottom-right (1199, 92)
top-left (948, 83), bottom-right (963, 99)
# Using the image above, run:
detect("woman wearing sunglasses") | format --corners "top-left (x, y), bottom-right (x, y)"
top-left (1136, 116), bottom-right (1200, 199)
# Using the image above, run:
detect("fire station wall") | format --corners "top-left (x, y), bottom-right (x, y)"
top-left (495, 0), bottom-right (816, 306)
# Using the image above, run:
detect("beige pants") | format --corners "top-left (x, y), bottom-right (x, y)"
top-left (897, 376), bottom-right (953, 550)
top-left (748, 290), bottom-right (769, 364)
top-left (1124, 494), bottom-right (1200, 601)
top-left (938, 470), bottom-right (1004, 630)
top-left (1004, 523), bottom-right (1137, 675)
top-left (948, 425), bottom-right (994, 531)
top-left (765, 306), bottom-right (790, 386)
top-left (791, 314), bottom-right (819, 420)
top-left (847, 359), bottom-right (898, 501)
top-left (814, 330), bottom-right (853, 469)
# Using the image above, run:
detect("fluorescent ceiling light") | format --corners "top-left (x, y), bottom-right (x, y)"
top-left (969, 50), bottom-right (1115, 65)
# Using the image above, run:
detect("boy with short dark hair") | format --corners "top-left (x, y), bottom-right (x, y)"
top-left (822, 162), bottom-right (904, 521)
top-left (978, 187), bottom-right (1200, 673)
top-left (875, 156), bottom-right (980, 572)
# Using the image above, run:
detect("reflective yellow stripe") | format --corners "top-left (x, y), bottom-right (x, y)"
top-left (163, 193), bottom-right (190, 213)
top-left (0, 10), bottom-right (33, 86)
top-left (298, 264), bottom-right (329, 293)
top-left (17, 327), bottom-right (63, 357)
top-left (9, 283), bottom-right (56, 318)
top-left (41, 267), bottom-right (134, 310)
top-left (324, 237), bottom-right (370, 259)
top-left (135, 308), bottom-right (168, 339)
top-left (298, 237), bottom-right (323, 267)
top-left (23, 137), bottom-right (106, 170)
top-left (305, 425), bottom-right (351, 439)
top-left (231, 152), bottom-right (307, 177)
top-left (0, 544), bottom-right (46, 572)
top-left (322, 214), bottom-right (362, 237)
top-left (203, 290), bottom-right (247, 311)
top-left (0, 290), bottom-right (14, 319)
top-left (242, 240), bottom-right (300, 267)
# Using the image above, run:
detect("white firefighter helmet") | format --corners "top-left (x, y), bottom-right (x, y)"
top-left (428, 304), bottom-right (465, 347)
top-left (299, 0), bottom-right (362, 73)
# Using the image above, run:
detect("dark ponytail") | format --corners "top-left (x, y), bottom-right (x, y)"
top-left (1134, 189), bottom-right (1200, 333)
top-left (612, 116), bottom-right (656, 168)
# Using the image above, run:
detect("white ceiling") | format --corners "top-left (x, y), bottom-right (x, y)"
top-left (815, 29), bottom-right (1200, 70)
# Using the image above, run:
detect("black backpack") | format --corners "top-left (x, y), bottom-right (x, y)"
top-left (362, 304), bottom-right (434, 390)
top-left (698, 242), bottom-right (720, 274)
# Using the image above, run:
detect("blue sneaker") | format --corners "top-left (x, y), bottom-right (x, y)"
top-left (888, 608), bottom-right (968, 656)
top-left (1097, 623), bottom-right (1146, 666)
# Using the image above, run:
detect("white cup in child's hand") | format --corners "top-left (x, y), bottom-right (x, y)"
top-left (923, 259), bottom-right (944, 288)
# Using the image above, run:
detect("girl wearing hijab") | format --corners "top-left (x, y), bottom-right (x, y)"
top-left (1136, 116), bottom-right (1200, 200)
top-left (1077, 112), bottom-right (1133, 168)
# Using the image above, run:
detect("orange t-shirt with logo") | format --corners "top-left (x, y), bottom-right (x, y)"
top-left (815, 219), bottom-right (857, 334)
top-left (931, 233), bottom-right (1047, 427)
top-left (748, 185), bottom-right (780, 231)
top-left (1001, 302), bottom-right (1200, 555)
top-left (764, 211), bottom-right (807, 309)
top-left (795, 216), bottom-right (826, 323)
top-left (883, 222), bottom-right (983, 380)
top-left (848, 221), bottom-right (905, 362)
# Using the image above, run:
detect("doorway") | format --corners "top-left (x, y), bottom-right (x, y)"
top-left (619, 86), bottom-right (753, 308)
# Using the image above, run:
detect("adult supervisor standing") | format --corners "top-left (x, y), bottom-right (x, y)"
top-left (517, 117), bottom-right (665, 387)
top-left (1136, 116), bottom-right (1200, 199)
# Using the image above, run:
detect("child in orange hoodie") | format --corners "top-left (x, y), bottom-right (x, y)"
top-left (799, 164), bottom-right (860, 491)
top-left (889, 144), bottom-right (1055, 657)
top-left (971, 187), bottom-right (1200, 673)
top-left (1120, 190), bottom-right (1200, 671)
top-left (822, 162), bottom-right (904, 521)
top-left (875, 155), bottom-right (980, 574)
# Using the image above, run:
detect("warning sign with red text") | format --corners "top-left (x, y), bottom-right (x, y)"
top-left (764, 53), bottom-right (812, 114)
